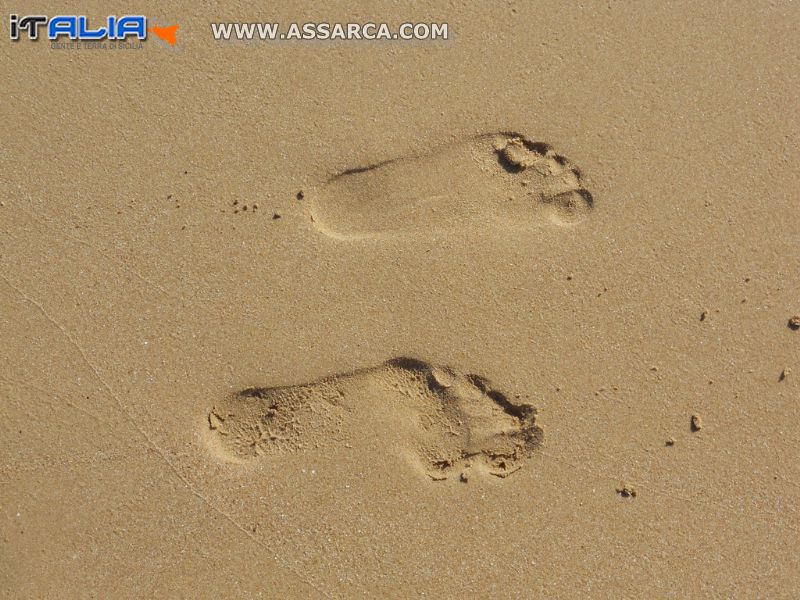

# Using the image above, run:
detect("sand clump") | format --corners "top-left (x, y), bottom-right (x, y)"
top-left (691, 414), bottom-right (703, 432)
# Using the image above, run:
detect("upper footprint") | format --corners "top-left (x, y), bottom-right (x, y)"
top-left (206, 357), bottom-right (543, 481)
top-left (307, 132), bottom-right (594, 239)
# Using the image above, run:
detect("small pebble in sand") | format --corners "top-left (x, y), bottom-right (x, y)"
top-left (296, 190), bottom-right (304, 201)
top-left (233, 199), bottom-right (238, 206)
top-left (616, 484), bottom-right (637, 498)
top-left (789, 316), bottom-right (800, 330)
top-left (666, 438), bottom-right (676, 446)
top-left (779, 368), bottom-right (790, 382)
top-left (273, 213), bottom-right (281, 220)
top-left (460, 472), bottom-right (469, 483)
top-left (691, 414), bottom-right (703, 432)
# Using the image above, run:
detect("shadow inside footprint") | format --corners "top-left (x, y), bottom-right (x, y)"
top-left (206, 357), bottom-right (543, 481)
top-left (306, 132), bottom-right (594, 238)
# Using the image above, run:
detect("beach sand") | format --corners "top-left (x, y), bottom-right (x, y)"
top-left (2, 2), bottom-right (799, 597)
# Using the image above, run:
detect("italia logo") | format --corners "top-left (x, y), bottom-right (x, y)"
top-left (9, 14), bottom-right (178, 45)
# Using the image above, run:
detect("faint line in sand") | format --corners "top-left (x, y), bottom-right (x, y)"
top-left (0, 275), bottom-right (332, 598)
top-left (0, 373), bottom-right (107, 424)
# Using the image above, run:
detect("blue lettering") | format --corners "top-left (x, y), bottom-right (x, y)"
top-left (78, 16), bottom-right (107, 39)
top-left (48, 16), bottom-right (77, 39)
top-left (115, 16), bottom-right (146, 40)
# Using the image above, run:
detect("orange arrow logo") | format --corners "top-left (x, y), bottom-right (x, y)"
top-left (150, 24), bottom-right (178, 46)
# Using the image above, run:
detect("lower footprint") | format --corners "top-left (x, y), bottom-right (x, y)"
top-left (206, 357), bottom-right (543, 481)
top-left (307, 132), bottom-right (594, 238)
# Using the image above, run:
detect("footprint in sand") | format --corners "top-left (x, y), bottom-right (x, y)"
top-left (206, 357), bottom-right (543, 481)
top-left (306, 132), bottom-right (594, 239)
